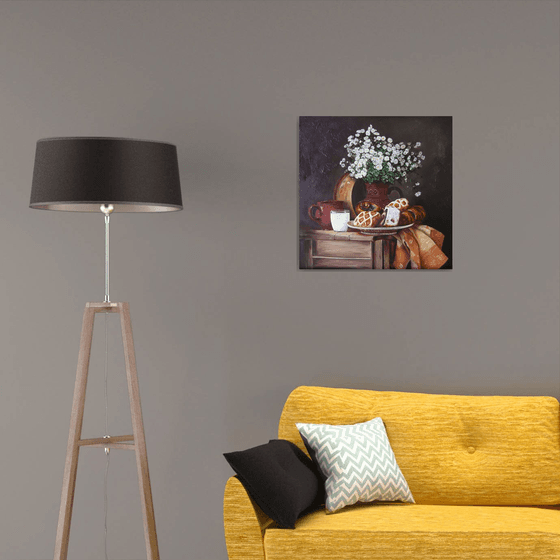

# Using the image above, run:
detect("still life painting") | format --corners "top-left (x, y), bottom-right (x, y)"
top-left (299, 117), bottom-right (452, 269)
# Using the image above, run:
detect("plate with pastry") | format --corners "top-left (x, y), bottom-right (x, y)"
top-left (348, 207), bottom-right (418, 235)
top-left (347, 221), bottom-right (414, 235)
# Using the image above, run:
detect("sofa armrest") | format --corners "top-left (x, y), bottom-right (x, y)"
top-left (224, 476), bottom-right (274, 560)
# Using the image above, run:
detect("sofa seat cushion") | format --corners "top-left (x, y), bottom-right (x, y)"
top-left (264, 503), bottom-right (560, 560)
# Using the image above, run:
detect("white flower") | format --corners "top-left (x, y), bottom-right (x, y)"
top-left (415, 182), bottom-right (420, 186)
top-left (414, 142), bottom-right (421, 148)
top-left (342, 126), bottom-right (425, 179)
top-left (415, 191), bottom-right (421, 197)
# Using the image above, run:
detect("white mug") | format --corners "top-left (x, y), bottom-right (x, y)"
top-left (331, 209), bottom-right (350, 232)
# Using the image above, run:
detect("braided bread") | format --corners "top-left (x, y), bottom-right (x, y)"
top-left (354, 211), bottom-right (382, 228)
top-left (399, 205), bottom-right (426, 225)
top-left (409, 205), bottom-right (426, 223)
top-left (399, 210), bottom-right (415, 225)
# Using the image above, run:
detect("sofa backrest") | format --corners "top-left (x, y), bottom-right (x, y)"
top-left (278, 386), bottom-right (560, 506)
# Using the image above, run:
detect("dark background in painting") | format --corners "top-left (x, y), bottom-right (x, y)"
top-left (299, 116), bottom-right (453, 269)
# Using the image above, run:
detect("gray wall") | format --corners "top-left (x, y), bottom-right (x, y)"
top-left (0, 1), bottom-right (558, 559)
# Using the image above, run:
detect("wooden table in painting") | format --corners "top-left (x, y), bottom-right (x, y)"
top-left (300, 228), bottom-right (397, 269)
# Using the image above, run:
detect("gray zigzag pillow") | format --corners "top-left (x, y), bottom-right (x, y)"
top-left (296, 418), bottom-right (414, 513)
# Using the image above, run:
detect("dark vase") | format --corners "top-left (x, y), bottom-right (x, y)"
top-left (356, 183), bottom-right (390, 212)
top-left (356, 182), bottom-right (405, 213)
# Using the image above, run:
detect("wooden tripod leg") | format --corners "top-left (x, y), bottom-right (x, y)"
top-left (119, 302), bottom-right (160, 560)
top-left (54, 305), bottom-right (96, 560)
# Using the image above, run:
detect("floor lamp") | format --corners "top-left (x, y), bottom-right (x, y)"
top-left (30, 137), bottom-right (182, 560)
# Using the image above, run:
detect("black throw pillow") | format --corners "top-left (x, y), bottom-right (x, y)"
top-left (224, 439), bottom-right (324, 529)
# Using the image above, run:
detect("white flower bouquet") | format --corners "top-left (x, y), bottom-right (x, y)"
top-left (340, 125), bottom-right (425, 185)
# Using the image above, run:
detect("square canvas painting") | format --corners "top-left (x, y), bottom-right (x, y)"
top-left (299, 117), bottom-right (452, 269)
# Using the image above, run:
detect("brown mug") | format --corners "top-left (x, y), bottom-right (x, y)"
top-left (308, 200), bottom-right (344, 229)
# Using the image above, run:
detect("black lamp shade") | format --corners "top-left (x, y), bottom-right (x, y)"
top-left (30, 137), bottom-right (182, 212)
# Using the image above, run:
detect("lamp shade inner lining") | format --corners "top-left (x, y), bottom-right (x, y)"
top-left (30, 202), bottom-right (181, 212)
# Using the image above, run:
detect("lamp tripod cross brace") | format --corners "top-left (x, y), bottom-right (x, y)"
top-left (30, 137), bottom-right (182, 560)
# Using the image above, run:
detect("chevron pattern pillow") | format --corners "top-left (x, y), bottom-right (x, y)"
top-left (296, 418), bottom-right (414, 513)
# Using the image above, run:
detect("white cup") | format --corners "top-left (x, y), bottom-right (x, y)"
top-left (331, 209), bottom-right (350, 232)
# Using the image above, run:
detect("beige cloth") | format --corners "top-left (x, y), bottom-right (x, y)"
top-left (393, 224), bottom-right (448, 269)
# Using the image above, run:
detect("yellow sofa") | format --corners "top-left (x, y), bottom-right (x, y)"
top-left (224, 386), bottom-right (560, 559)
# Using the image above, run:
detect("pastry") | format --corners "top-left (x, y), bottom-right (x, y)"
top-left (355, 201), bottom-right (382, 214)
top-left (380, 206), bottom-right (400, 227)
top-left (354, 211), bottom-right (382, 228)
top-left (398, 206), bottom-right (426, 225)
top-left (386, 198), bottom-right (409, 212)
top-left (408, 207), bottom-right (419, 222)
top-left (414, 206), bottom-right (427, 222)
top-left (408, 206), bottom-right (426, 224)
top-left (399, 210), bottom-right (415, 225)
